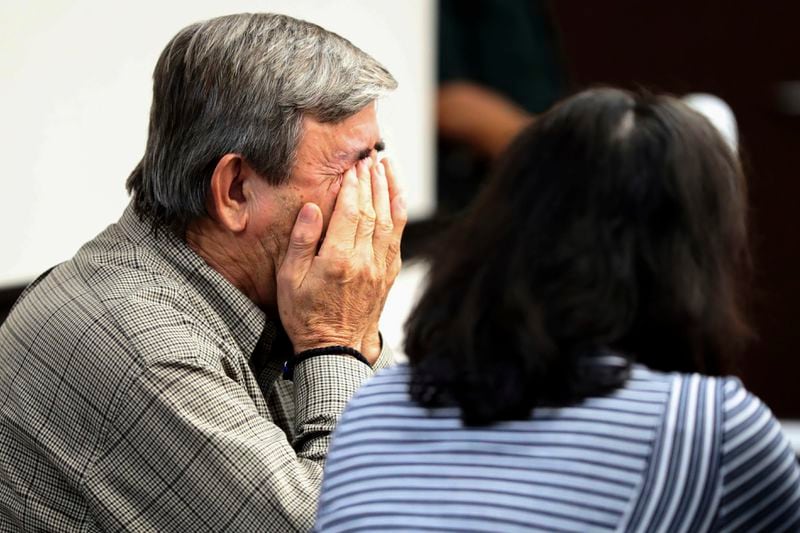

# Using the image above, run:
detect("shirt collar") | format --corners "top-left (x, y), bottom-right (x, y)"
top-left (116, 202), bottom-right (273, 362)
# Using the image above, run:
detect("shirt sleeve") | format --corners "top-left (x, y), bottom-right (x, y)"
top-left (292, 355), bottom-right (376, 461)
top-left (713, 377), bottom-right (800, 531)
top-left (82, 342), bottom-right (392, 532)
top-left (372, 336), bottom-right (395, 372)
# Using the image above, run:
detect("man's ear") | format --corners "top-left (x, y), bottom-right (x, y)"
top-left (207, 154), bottom-right (250, 232)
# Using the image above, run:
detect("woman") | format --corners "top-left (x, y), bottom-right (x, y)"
top-left (315, 88), bottom-right (800, 532)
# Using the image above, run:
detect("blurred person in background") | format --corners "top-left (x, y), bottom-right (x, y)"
top-left (404, 0), bottom-right (564, 258)
top-left (315, 88), bottom-right (800, 531)
top-left (0, 13), bottom-right (406, 532)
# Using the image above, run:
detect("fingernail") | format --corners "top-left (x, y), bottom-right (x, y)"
top-left (377, 162), bottom-right (385, 176)
top-left (298, 203), bottom-right (317, 223)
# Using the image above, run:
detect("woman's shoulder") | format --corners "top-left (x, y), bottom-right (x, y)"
top-left (355, 362), bottom-right (414, 394)
top-left (339, 362), bottom-right (417, 416)
top-left (631, 367), bottom-right (796, 490)
top-left (585, 366), bottom-right (780, 445)
top-left (628, 365), bottom-right (748, 397)
top-left (373, 360), bottom-right (414, 379)
top-left (615, 366), bottom-right (799, 530)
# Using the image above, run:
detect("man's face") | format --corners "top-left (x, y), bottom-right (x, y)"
top-left (247, 102), bottom-right (383, 293)
top-left (286, 102), bottom-right (384, 232)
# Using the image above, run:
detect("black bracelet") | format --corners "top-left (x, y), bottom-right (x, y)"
top-left (282, 346), bottom-right (371, 380)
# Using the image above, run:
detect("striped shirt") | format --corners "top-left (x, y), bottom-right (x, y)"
top-left (315, 364), bottom-right (800, 532)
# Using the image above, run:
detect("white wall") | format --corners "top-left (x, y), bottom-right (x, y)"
top-left (0, 0), bottom-right (435, 287)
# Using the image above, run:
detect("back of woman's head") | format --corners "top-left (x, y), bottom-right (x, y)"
top-left (406, 87), bottom-right (751, 425)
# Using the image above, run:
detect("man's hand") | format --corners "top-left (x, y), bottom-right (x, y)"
top-left (276, 157), bottom-right (406, 365)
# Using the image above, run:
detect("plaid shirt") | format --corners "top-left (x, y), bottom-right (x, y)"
top-left (0, 203), bottom-right (392, 532)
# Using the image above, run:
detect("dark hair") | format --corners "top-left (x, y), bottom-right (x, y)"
top-left (405, 88), bottom-right (751, 425)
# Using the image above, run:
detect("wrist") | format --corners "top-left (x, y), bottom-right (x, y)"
top-left (361, 329), bottom-right (381, 365)
top-left (291, 338), bottom-right (362, 354)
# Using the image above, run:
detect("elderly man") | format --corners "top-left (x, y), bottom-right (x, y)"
top-left (0, 13), bottom-right (404, 532)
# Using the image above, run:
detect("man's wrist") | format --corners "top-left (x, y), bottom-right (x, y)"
top-left (290, 334), bottom-right (360, 353)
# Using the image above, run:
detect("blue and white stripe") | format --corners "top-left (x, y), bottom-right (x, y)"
top-left (315, 364), bottom-right (800, 532)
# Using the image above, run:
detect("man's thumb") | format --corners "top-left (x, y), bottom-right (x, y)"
top-left (283, 203), bottom-right (323, 279)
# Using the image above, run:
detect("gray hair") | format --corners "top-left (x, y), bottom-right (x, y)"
top-left (126, 13), bottom-right (397, 232)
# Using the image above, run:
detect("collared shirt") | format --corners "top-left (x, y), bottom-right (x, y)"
top-left (0, 203), bottom-right (392, 532)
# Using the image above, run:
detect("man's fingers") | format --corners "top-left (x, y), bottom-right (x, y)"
top-left (371, 161), bottom-right (393, 257)
top-left (320, 167), bottom-right (359, 255)
top-left (279, 203), bottom-right (323, 286)
top-left (381, 158), bottom-right (407, 263)
top-left (382, 157), bottom-right (402, 207)
top-left (355, 159), bottom-right (377, 246)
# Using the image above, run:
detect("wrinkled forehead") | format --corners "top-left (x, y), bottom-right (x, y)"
top-left (302, 103), bottom-right (383, 164)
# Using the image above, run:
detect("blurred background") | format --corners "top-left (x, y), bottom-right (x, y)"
top-left (1, 1), bottom-right (798, 434)
top-left (411, 0), bottom-right (800, 429)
